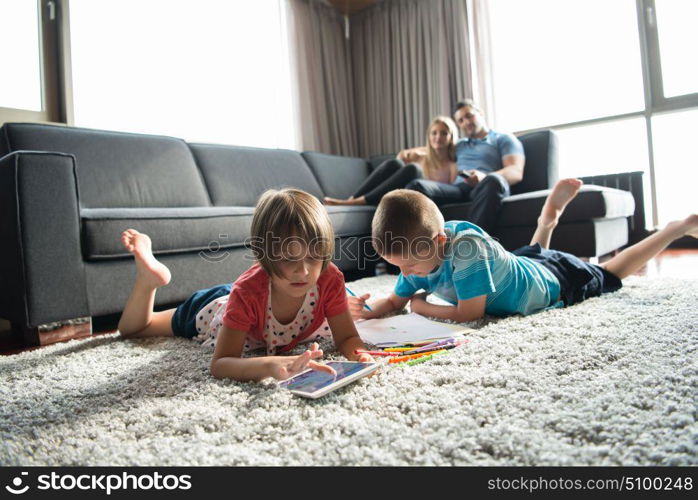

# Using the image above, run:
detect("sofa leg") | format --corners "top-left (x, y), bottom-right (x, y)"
top-left (12, 317), bottom-right (92, 346)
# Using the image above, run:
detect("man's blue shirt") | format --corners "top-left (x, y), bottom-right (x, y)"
top-left (455, 130), bottom-right (524, 173)
top-left (394, 221), bottom-right (562, 317)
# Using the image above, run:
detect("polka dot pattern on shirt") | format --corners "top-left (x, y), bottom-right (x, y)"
top-left (192, 284), bottom-right (332, 356)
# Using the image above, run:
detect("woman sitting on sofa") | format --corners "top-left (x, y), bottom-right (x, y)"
top-left (324, 116), bottom-right (459, 206)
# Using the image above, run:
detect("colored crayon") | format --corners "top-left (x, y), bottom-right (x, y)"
top-left (354, 350), bottom-right (399, 357)
top-left (406, 350), bottom-right (450, 366)
top-left (403, 339), bottom-right (468, 355)
top-left (388, 349), bottom-right (447, 364)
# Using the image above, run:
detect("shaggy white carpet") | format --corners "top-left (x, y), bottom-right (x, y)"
top-left (1, 275), bottom-right (696, 466)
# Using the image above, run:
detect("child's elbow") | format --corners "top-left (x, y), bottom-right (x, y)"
top-left (210, 359), bottom-right (225, 379)
top-left (453, 311), bottom-right (482, 323)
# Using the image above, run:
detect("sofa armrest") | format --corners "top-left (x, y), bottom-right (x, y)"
top-left (0, 151), bottom-right (89, 327)
top-left (579, 171), bottom-right (647, 244)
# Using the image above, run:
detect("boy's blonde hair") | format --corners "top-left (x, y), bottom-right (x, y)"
top-left (250, 188), bottom-right (335, 276)
top-left (371, 189), bottom-right (444, 257)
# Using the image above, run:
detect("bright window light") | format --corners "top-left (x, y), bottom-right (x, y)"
top-left (70, 0), bottom-right (296, 149)
top-left (651, 109), bottom-right (698, 226)
top-left (655, 0), bottom-right (698, 98)
top-left (487, 0), bottom-right (644, 132)
top-left (0, 0), bottom-right (41, 111)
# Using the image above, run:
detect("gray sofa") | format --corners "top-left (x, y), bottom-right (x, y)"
top-left (0, 123), bottom-right (636, 336)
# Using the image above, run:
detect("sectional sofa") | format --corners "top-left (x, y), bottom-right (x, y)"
top-left (0, 123), bottom-right (637, 341)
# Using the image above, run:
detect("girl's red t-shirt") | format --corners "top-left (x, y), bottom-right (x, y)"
top-left (222, 262), bottom-right (348, 353)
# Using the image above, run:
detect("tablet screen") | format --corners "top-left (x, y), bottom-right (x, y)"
top-left (279, 361), bottom-right (369, 394)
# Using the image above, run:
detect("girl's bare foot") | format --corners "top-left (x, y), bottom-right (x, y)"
top-left (539, 178), bottom-right (583, 227)
top-left (121, 229), bottom-right (171, 288)
top-left (323, 196), bottom-right (367, 206)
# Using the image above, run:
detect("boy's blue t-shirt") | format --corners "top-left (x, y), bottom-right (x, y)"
top-left (455, 130), bottom-right (524, 173)
top-left (394, 221), bottom-right (562, 317)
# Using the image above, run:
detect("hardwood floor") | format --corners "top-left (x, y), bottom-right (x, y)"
top-left (633, 249), bottom-right (698, 279)
top-left (2, 249), bottom-right (697, 356)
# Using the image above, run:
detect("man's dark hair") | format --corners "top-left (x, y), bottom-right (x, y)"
top-left (453, 99), bottom-right (482, 115)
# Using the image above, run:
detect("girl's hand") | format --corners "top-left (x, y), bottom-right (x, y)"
top-left (268, 343), bottom-right (336, 381)
top-left (356, 352), bottom-right (379, 378)
top-left (348, 293), bottom-right (371, 321)
top-left (410, 292), bottom-right (428, 315)
top-left (356, 352), bottom-right (375, 363)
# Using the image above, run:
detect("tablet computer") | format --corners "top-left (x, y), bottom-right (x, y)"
top-left (279, 361), bottom-right (379, 399)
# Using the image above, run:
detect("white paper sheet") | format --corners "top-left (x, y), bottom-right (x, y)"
top-left (355, 313), bottom-right (467, 345)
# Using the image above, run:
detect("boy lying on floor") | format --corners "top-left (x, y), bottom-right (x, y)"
top-left (348, 178), bottom-right (698, 322)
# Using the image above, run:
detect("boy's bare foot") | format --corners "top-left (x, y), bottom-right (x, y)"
top-left (539, 178), bottom-right (583, 227)
top-left (323, 196), bottom-right (367, 206)
top-left (121, 229), bottom-right (171, 288)
top-left (681, 213), bottom-right (698, 238)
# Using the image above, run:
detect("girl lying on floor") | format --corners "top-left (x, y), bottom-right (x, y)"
top-left (117, 188), bottom-right (373, 382)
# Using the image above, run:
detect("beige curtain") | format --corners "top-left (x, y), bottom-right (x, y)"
top-left (286, 0), bottom-right (359, 156)
top-left (469, 0), bottom-right (495, 127)
top-left (286, 0), bottom-right (491, 157)
top-left (351, 0), bottom-right (476, 157)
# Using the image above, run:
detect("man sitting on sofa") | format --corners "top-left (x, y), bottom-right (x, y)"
top-left (405, 99), bottom-right (525, 234)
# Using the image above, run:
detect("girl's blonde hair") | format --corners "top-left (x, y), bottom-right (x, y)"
top-left (250, 188), bottom-right (335, 276)
top-left (422, 116), bottom-right (458, 179)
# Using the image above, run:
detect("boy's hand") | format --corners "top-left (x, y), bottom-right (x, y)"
top-left (268, 343), bottom-right (336, 381)
top-left (409, 292), bottom-right (429, 315)
top-left (348, 293), bottom-right (371, 321)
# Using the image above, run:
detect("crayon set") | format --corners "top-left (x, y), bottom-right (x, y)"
top-left (355, 337), bottom-right (468, 366)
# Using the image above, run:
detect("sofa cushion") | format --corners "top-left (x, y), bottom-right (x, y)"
top-left (325, 206), bottom-right (375, 237)
top-left (301, 152), bottom-right (371, 199)
top-left (0, 123), bottom-right (211, 209)
top-left (368, 153), bottom-right (395, 171)
top-left (513, 130), bottom-right (559, 195)
top-left (81, 207), bottom-right (255, 259)
top-left (438, 185), bottom-right (634, 229)
top-left (82, 205), bottom-right (376, 260)
top-left (438, 201), bottom-right (473, 223)
top-left (498, 185), bottom-right (635, 227)
top-left (189, 143), bottom-right (324, 206)
top-left (494, 217), bottom-right (630, 257)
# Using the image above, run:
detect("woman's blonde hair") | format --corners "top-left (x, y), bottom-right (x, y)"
top-left (250, 188), bottom-right (335, 276)
top-left (422, 116), bottom-right (458, 179)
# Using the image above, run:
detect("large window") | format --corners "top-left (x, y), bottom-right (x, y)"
top-left (0, 0), bottom-right (42, 111)
top-left (488, 0), bottom-right (697, 228)
top-left (655, 0), bottom-right (698, 98)
top-left (0, 0), bottom-right (64, 124)
top-left (651, 108), bottom-right (698, 225)
top-left (69, 0), bottom-right (295, 149)
top-left (489, 0), bottom-right (645, 132)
